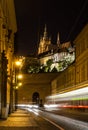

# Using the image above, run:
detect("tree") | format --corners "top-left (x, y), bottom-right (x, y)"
top-left (21, 57), bottom-right (40, 73)
top-left (46, 59), bottom-right (53, 72)
top-left (51, 67), bottom-right (58, 72)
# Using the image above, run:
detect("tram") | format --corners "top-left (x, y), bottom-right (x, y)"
top-left (44, 87), bottom-right (88, 111)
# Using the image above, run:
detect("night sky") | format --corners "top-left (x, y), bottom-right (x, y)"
top-left (14, 0), bottom-right (88, 56)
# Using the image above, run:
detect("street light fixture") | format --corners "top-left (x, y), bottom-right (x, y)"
top-left (14, 59), bottom-right (23, 110)
top-left (17, 74), bottom-right (23, 79)
top-left (18, 82), bottom-right (22, 87)
top-left (15, 61), bottom-right (21, 66)
top-left (15, 86), bottom-right (19, 89)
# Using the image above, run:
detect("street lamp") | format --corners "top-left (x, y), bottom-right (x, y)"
top-left (17, 74), bottom-right (23, 79)
top-left (18, 82), bottom-right (22, 87)
top-left (15, 61), bottom-right (21, 66)
top-left (14, 60), bottom-right (22, 110)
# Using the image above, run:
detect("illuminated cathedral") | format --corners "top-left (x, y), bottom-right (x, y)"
top-left (38, 25), bottom-right (59, 55)
top-left (38, 25), bottom-right (75, 66)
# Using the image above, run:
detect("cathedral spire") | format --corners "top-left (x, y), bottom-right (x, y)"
top-left (43, 24), bottom-right (47, 39)
top-left (57, 32), bottom-right (60, 47)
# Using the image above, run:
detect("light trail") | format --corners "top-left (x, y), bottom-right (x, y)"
top-left (47, 87), bottom-right (88, 101)
top-left (41, 116), bottom-right (64, 130)
top-left (32, 108), bottom-right (88, 130)
top-left (26, 107), bottom-right (64, 130)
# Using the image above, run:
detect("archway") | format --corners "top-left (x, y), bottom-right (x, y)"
top-left (32, 92), bottom-right (40, 105)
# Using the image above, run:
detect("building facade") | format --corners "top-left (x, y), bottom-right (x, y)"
top-left (75, 24), bottom-right (88, 86)
top-left (0, 0), bottom-right (17, 118)
top-left (49, 24), bottom-right (88, 111)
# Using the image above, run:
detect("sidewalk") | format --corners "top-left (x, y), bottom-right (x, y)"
top-left (0, 109), bottom-right (39, 130)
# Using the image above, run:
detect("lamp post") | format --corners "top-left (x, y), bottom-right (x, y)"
top-left (14, 60), bottom-right (22, 110)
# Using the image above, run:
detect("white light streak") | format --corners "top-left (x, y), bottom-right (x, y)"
top-left (47, 87), bottom-right (88, 101)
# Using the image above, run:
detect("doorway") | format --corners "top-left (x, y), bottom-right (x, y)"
top-left (32, 92), bottom-right (40, 105)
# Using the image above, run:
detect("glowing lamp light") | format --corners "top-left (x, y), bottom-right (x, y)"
top-left (18, 82), bottom-right (22, 86)
top-left (16, 86), bottom-right (18, 89)
top-left (17, 74), bottom-right (23, 79)
top-left (15, 61), bottom-right (21, 66)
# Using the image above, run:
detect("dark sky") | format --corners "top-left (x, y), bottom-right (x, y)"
top-left (14, 0), bottom-right (88, 56)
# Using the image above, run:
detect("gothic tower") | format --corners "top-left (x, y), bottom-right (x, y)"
top-left (38, 25), bottom-right (52, 54)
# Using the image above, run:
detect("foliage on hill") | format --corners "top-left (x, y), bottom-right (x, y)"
top-left (21, 57), bottom-right (75, 73)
